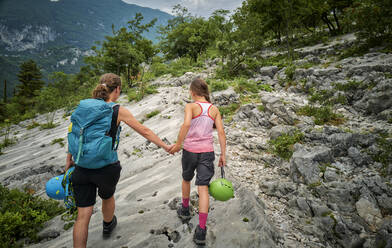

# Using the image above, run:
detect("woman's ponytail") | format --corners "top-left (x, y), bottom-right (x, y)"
top-left (92, 73), bottom-right (122, 101)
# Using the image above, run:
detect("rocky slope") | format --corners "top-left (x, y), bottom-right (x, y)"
top-left (1, 34), bottom-right (392, 247)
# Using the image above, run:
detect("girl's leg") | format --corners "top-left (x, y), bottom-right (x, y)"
top-left (198, 185), bottom-right (209, 229)
top-left (182, 179), bottom-right (191, 207)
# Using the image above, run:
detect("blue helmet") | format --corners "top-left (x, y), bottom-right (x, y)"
top-left (46, 175), bottom-right (65, 200)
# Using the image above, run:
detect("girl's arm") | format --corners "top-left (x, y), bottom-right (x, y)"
top-left (169, 103), bottom-right (193, 154)
top-left (214, 108), bottom-right (226, 167)
top-left (118, 106), bottom-right (172, 152)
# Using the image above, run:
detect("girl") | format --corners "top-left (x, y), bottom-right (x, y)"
top-left (66, 73), bottom-right (172, 248)
top-left (169, 78), bottom-right (227, 246)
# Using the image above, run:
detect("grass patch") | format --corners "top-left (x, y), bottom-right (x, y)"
top-left (257, 104), bottom-right (265, 112)
top-left (26, 121), bottom-right (40, 130)
top-left (128, 84), bottom-right (158, 102)
top-left (207, 79), bottom-right (229, 92)
top-left (333, 80), bottom-right (365, 92)
top-left (145, 110), bottom-right (160, 119)
top-left (296, 105), bottom-right (345, 125)
top-left (39, 122), bottom-right (57, 130)
top-left (51, 138), bottom-right (64, 147)
top-left (268, 130), bottom-right (304, 160)
top-left (371, 133), bottom-right (392, 177)
top-left (0, 184), bottom-right (66, 246)
top-left (218, 103), bottom-right (240, 123)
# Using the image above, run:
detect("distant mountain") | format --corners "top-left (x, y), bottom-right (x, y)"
top-left (0, 0), bottom-right (173, 98)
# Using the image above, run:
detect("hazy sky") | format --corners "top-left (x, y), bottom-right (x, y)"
top-left (122, 0), bottom-right (244, 17)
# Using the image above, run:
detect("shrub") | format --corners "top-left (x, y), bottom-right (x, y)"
top-left (218, 103), bottom-right (240, 123)
top-left (26, 122), bottom-right (40, 130)
top-left (234, 78), bottom-right (259, 94)
top-left (371, 133), bottom-right (392, 177)
top-left (297, 105), bottom-right (345, 125)
top-left (207, 79), bottom-right (229, 92)
top-left (128, 84), bottom-right (158, 102)
top-left (0, 184), bottom-right (65, 246)
top-left (268, 130), bottom-right (304, 160)
top-left (39, 122), bottom-right (58, 130)
top-left (285, 64), bottom-right (297, 81)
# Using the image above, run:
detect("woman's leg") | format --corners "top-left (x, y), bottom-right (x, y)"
top-left (73, 206), bottom-right (93, 248)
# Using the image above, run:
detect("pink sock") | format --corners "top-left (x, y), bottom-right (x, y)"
top-left (199, 212), bottom-right (208, 229)
top-left (182, 198), bottom-right (189, 208)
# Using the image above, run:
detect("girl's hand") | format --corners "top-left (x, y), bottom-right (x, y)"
top-left (218, 154), bottom-right (226, 167)
top-left (169, 143), bottom-right (181, 154)
top-left (164, 144), bottom-right (175, 153)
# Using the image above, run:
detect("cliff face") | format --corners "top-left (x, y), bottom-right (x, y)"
top-left (0, 0), bottom-right (173, 98)
top-left (0, 24), bottom-right (58, 52)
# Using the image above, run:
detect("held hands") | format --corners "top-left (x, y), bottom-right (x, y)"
top-left (168, 143), bottom-right (181, 154)
top-left (164, 144), bottom-right (175, 153)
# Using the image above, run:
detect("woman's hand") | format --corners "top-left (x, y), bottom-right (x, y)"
top-left (169, 143), bottom-right (182, 154)
top-left (164, 144), bottom-right (175, 153)
top-left (218, 154), bottom-right (226, 167)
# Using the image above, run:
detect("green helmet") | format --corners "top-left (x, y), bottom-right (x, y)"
top-left (209, 178), bottom-right (234, 201)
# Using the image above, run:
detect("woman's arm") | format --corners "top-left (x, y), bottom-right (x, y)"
top-left (169, 103), bottom-right (193, 154)
top-left (118, 106), bottom-right (171, 151)
top-left (65, 153), bottom-right (74, 172)
top-left (213, 107), bottom-right (226, 167)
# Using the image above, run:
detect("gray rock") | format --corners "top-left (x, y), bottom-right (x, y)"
top-left (260, 66), bottom-right (279, 78)
top-left (377, 194), bottom-right (392, 215)
top-left (348, 147), bottom-right (366, 166)
top-left (378, 109), bottom-right (392, 121)
top-left (355, 80), bottom-right (392, 114)
top-left (269, 125), bottom-right (297, 140)
top-left (375, 218), bottom-right (392, 248)
top-left (309, 201), bottom-right (331, 217)
top-left (211, 87), bottom-right (239, 106)
top-left (290, 144), bottom-right (333, 184)
top-left (355, 197), bottom-right (383, 232)
top-left (324, 167), bottom-right (340, 182)
top-left (327, 133), bottom-right (354, 157)
top-left (297, 197), bottom-right (313, 216)
top-left (235, 104), bottom-right (271, 128)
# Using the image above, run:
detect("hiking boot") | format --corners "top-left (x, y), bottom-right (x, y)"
top-left (193, 225), bottom-right (206, 245)
top-left (103, 215), bottom-right (117, 238)
top-left (177, 206), bottom-right (191, 221)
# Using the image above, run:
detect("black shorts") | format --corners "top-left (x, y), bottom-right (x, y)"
top-left (182, 149), bottom-right (215, 186)
top-left (72, 162), bottom-right (122, 207)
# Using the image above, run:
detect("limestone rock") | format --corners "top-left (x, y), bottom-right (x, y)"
top-left (212, 87), bottom-right (239, 106)
top-left (355, 198), bottom-right (383, 231)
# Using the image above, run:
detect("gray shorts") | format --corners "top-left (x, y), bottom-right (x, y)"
top-left (182, 149), bottom-right (215, 186)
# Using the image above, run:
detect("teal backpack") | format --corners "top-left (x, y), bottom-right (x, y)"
top-left (68, 99), bottom-right (121, 169)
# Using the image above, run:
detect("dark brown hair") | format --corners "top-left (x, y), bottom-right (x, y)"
top-left (92, 73), bottom-right (122, 101)
top-left (190, 78), bottom-right (211, 103)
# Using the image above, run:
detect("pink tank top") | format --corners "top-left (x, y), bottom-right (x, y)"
top-left (183, 102), bottom-right (215, 153)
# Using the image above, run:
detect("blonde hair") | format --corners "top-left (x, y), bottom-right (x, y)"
top-left (92, 73), bottom-right (122, 101)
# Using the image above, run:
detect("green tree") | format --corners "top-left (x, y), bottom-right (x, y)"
top-left (159, 5), bottom-right (215, 62)
top-left (16, 60), bottom-right (44, 99)
top-left (86, 13), bottom-right (157, 87)
top-left (348, 0), bottom-right (392, 42)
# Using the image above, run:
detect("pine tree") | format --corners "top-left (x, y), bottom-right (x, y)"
top-left (16, 60), bottom-right (44, 98)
